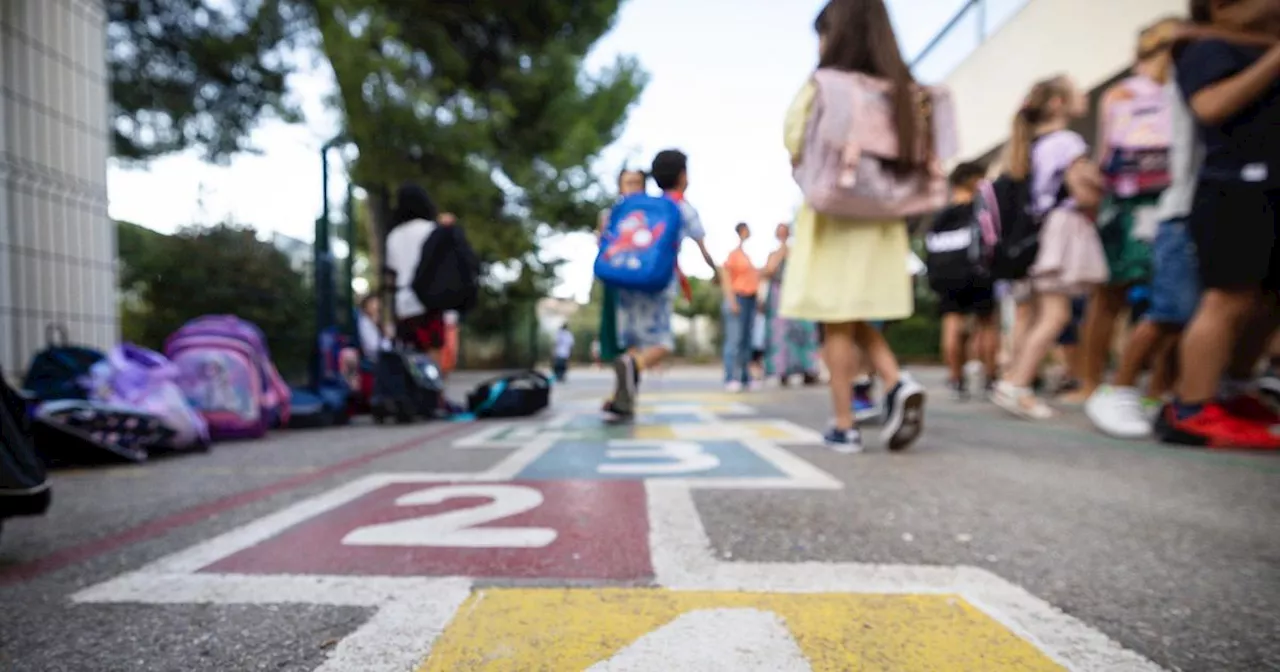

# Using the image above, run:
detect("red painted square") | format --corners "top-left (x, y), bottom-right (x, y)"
top-left (200, 480), bottom-right (652, 580)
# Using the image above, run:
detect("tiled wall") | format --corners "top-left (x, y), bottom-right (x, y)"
top-left (1, 0), bottom-right (115, 377)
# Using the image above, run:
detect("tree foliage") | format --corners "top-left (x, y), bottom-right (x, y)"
top-left (115, 221), bottom-right (315, 379)
top-left (107, 0), bottom-right (303, 163)
top-left (109, 0), bottom-right (647, 309)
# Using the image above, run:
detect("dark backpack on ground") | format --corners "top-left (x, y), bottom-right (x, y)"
top-left (466, 371), bottom-right (551, 419)
top-left (22, 324), bottom-right (105, 403)
top-left (370, 351), bottom-right (445, 424)
top-left (0, 366), bottom-right (51, 524)
top-left (412, 225), bottom-right (480, 315)
top-left (924, 202), bottom-right (988, 292)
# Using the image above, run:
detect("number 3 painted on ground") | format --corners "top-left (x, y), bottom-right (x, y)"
top-left (341, 485), bottom-right (557, 548)
top-left (598, 440), bottom-right (720, 475)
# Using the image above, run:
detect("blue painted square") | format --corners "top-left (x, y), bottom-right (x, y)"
top-left (516, 439), bottom-right (786, 480)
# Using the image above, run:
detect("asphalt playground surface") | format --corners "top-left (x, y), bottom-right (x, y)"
top-left (0, 365), bottom-right (1276, 672)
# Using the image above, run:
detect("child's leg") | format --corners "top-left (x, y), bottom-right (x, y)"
top-left (1111, 320), bottom-right (1166, 389)
top-left (1004, 293), bottom-right (1073, 388)
top-left (721, 300), bottom-right (741, 385)
top-left (823, 322), bottom-right (859, 431)
top-left (975, 313), bottom-right (1000, 383)
top-left (1147, 334), bottom-right (1179, 400)
top-left (736, 296), bottom-right (758, 385)
top-left (1175, 288), bottom-right (1257, 405)
top-left (941, 312), bottom-right (964, 384)
top-left (1075, 285), bottom-right (1127, 399)
top-left (853, 322), bottom-right (901, 391)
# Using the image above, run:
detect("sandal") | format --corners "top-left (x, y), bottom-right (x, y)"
top-left (992, 382), bottom-right (1055, 420)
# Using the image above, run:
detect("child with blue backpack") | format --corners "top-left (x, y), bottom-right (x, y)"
top-left (597, 149), bottom-right (719, 418)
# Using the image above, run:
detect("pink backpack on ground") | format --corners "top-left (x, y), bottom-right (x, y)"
top-left (164, 316), bottom-right (291, 440)
top-left (794, 68), bottom-right (958, 220)
top-left (1101, 75), bottom-right (1173, 198)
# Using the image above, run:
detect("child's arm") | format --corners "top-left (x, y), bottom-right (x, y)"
top-left (1065, 158), bottom-right (1107, 211)
top-left (1183, 41), bottom-right (1280, 126)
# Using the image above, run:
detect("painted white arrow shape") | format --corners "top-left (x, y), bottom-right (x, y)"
top-left (587, 608), bottom-right (811, 671)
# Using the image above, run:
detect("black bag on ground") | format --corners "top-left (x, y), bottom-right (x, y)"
top-left (370, 351), bottom-right (444, 424)
top-left (924, 201), bottom-right (988, 292)
top-left (0, 366), bottom-right (51, 522)
top-left (466, 371), bottom-right (551, 419)
top-left (411, 225), bottom-right (480, 314)
top-left (21, 324), bottom-right (105, 403)
top-left (32, 401), bottom-right (173, 466)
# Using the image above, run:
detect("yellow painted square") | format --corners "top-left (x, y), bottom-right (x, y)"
top-left (420, 588), bottom-right (1065, 671)
top-left (634, 423), bottom-right (797, 441)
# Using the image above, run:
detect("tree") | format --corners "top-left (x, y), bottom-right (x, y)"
top-left (109, 1), bottom-right (647, 306)
top-left (116, 223), bottom-right (316, 380)
top-left (107, 0), bottom-right (302, 163)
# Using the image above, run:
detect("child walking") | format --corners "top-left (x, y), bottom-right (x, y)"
top-left (992, 75), bottom-right (1110, 420)
top-left (781, 0), bottom-right (940, 452)
top-left (605, 150), bottom-right (719, 418)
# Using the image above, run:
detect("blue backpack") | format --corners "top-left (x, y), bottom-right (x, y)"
top-left (594, 194), bottom-right (684, 293)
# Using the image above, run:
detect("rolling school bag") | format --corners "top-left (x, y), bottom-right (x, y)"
top-left (165, 315), bottom-right (291, 440)
top-left (370, 351), bottom-right (444, 424)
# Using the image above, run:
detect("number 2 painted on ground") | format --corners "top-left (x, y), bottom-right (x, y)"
top-left (341, 485), bottom-right (557, 548)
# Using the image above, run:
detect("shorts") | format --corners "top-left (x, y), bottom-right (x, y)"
top-left (1146, 218), bottom-right (1200, 326)
top-left (937, 284), bottom-right (995, 317)
top-left (616, 288), bottom-right (674, 350)
top-left (1188, 180), bottom-right (1280, 290)
top-left (1056, 297), bottom-right (1087, 346)
top-left (1098, 195), bottom-right (1159, 286)
top-left (397, 311), bottom-right (445, 351)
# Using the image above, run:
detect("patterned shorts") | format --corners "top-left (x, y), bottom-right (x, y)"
top-left (615, 289), bottom-right (674, 351)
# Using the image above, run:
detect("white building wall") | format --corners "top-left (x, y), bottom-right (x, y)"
top-left (942, 0), bottom-right (1186, 160)
top-left (0, 0), bottom-right (114, 376)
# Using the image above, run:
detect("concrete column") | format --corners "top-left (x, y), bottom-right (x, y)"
top-left (1, 0), bottom-right (115, 376)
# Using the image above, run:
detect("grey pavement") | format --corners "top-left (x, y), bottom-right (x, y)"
top-left (1, 366), bottom-right (1277, 672)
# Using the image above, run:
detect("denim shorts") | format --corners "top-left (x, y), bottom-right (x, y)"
top-left (1146, 218), bottom-right (1200, 326)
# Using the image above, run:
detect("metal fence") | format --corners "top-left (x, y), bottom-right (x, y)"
top-left (909, 0), bottom-right (1033, 83)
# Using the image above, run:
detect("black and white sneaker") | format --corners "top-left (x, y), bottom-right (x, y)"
top-left (611, 354), bottom-right (638, 416)
top-left (947, 378), bottom-right (969, 401)
top-left (823, 426), bottom-right (864, 454)
top-left (881, 375), bottom-right (926, 451)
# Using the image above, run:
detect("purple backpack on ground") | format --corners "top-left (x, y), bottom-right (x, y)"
top-left (84, 344), bottom-right (209, 450)
top-left (164, 315), bottom-right (292, 440)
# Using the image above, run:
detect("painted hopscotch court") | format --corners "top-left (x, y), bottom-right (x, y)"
top-left (73, 393), bottom-right (1164, 671)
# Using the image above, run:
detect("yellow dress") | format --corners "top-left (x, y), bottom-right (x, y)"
top-left (779, 81), bottom-right (913, 323)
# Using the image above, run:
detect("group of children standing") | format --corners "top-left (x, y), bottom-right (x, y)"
top-left (927, 0), bottom-right (1280, 450)
top-left (594, 0), bottom-right (1280, 452)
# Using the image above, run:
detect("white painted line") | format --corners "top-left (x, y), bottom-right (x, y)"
top-left (739, 439), bottom-right (842, 488)
top-left (313, 579), bottom-right (472, 672)
top-left (478, 440), bottom-right (554, 480)
top-left (73, 572), bottom-right (467, 608)
top-left (646, 481), bottom-right (716, 586)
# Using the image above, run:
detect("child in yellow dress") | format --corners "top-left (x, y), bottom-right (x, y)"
top-left (780, 0), bottom-right (930, 453)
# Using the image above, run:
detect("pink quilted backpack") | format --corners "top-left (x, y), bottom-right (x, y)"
top-left (794, 69), bottom-right (958, 220)
top-left (1101, 75), bottom-right (1172, 198)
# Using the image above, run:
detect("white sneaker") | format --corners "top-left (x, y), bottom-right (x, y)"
top-left (1085, 385), bottom-right (1152, 439)
top-left (725, 381), bottom-right (743, 393)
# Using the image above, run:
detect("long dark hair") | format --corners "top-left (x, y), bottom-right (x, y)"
top-left (392, 182), bottom-right (439, 227)
top-left (1007, 76), bottom-right (1071, 180)
top-left (816, 0), bottom-right (927, 175)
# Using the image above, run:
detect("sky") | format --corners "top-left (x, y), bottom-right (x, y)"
top-left (106, 0), bottom-right (1028, 303)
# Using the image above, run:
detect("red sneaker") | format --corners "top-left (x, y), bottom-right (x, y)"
top-left (1222, 394), bottom-right (1280, 425)
top-left (1160, 403), bottom-right (1280, 450)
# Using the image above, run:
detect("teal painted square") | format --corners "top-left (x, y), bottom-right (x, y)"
top-left (517, 439), bottom-right (786, 480)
